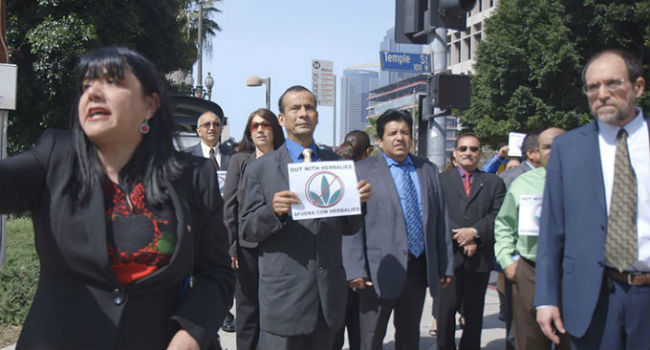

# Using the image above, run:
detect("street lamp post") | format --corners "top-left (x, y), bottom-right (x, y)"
top-left (204, 72), bottom-right (214, 100)
top-left (246, 75), bottom-right (271, 110)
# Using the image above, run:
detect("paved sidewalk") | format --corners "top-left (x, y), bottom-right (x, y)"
top-left (1, 275), bottom-right (507, 350)
top-left (217, 278), bottom-right (506, 350)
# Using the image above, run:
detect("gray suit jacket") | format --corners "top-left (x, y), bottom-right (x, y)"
top-left (342, 154), bottom-right (453, 299)
top-left (185, 142), bottom-right (233, 171)
top-left (240, 145), bottom-right (363, 336)
top-left (499, 162), bottom-right (533, 188)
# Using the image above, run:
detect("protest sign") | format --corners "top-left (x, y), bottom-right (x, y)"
top-left (288, 160), bottom-right (361, 220)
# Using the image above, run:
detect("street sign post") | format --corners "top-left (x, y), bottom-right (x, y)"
top-left (311, 59), bottom-right (337, 145)
top-left (0, 63), bottom-right (17, 269)
top-left (380, 51), bottom-right (431, 73)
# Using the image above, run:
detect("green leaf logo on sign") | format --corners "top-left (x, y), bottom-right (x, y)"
top-left (305, 171), bottom-right (345, 208)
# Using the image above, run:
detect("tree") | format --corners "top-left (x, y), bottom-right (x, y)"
top-left (6, 0), bottom-right (198, 153)
top-left (181, 0), bottom-right (222, 60)
top-left (461, 0), bottom-right (650, 147)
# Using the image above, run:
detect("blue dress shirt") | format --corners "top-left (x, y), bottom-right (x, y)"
top-left (285, 139), bottom-right (320, 163)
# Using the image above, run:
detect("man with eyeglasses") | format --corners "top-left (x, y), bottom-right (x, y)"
top-left (185, 110), bottom-right (236, 337)
top-left (535, 49), bottom-right (650, 349)
top-left (186, 110), bottom-right (233, 172)
top-left (436, 133), bottom-right (506, 350)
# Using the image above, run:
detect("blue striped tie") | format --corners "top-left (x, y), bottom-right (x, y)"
top-left (400, 164), bottom-right (425, 257)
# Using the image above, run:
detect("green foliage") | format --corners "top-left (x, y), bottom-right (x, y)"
top-left (6, 0), bottom-right (200, 153)
top-left (462, 0), bottom-right (650, 147)
top-left (0, 218), bottom-right (39, 326)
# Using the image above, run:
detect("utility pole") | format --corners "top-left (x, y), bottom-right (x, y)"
top-left (0, 0), bottom-right (8, 268)
top-left (196, 1), bottom-right (203, 99)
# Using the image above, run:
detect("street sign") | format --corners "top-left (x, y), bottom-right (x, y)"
top-left (380, 51), bottom-right (431, 73)
top-left (311, 59), bottom-right (335, 106)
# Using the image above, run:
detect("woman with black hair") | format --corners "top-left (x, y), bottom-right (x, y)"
top-left (0, 46), bottom-right (234, 349)
top-left (222, 108), bottom-right (285, 350)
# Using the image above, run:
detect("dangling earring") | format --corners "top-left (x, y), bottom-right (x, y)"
top-left (138, 120), bottom-right (150, 135)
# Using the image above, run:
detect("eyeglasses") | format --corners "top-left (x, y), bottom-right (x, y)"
top-left (250, 121), bottom-right (272, 131)
top-left (456, 146), bottom-right (480, 153)
top-left (200, 121), bottom-right (221, 129)
top-left (582, 78), bottom-right (627, 95)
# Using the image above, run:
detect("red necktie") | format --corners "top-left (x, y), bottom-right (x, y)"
top-left (463, 172), bottom-right (471, 197)
top-left (209, 148), bottom-right (220, 171)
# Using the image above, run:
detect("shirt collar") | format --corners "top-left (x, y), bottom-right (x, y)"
top-left (383, 153), bottom-right (413, 168)
top-left (285, 138), bottom-right (319, 163)
top-left (597, 106), bottom-right (644, 141)
top-left (456, 166), bottom-right (476, 178)
top-left (201, 141), bottom-right (220, 156)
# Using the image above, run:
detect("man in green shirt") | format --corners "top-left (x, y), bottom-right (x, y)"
top-left (494, 127), bottom-right (569, 350)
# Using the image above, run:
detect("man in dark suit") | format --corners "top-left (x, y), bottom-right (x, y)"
top-left (185, 110), bottom-right (233, 171)
top-left (240, 85), bottom-right (372, 349)
top-left (499, 133), bottom-right (540, 188)
top-left (342, 109), bottom-right (453, 350)
top-left (185, 109), bottom-right (235, 335)
top-left (535, 49), bottom-right (650, 349)
top-left (437, 133), bottom-right (506, 350)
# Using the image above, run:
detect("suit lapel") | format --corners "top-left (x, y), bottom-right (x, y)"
top-left (584, 121), bottom-right (607, 215)
top-left (414, 157), bottom-right (429, 230)
top-left (449, 168), bottom-right (468, 200)
top-left (82, 182), bottom-right (120, 285)
top-left (374, 155), bottom-right (403, 218)
top-left (467, 171), bottom-right (485, 205)
top-left (278, 146), bottom-right (291, 186)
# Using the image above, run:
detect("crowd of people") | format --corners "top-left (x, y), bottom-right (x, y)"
top-left (0, 46), bottom-right (648, 350)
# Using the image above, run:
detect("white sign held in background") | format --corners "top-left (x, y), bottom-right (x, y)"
top-left (518, 194), bottom-right (543, 236)
top-left (507, 132), bottom-right (526, 157)
top-left (216, 170), bottom-right (227, 197)
top-left (288, 160), bottom-right (361, 220)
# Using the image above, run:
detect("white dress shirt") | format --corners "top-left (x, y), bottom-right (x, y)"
top-left (200, 141), bottom-right (221, 167)
top-left (598, 108), bottom-right (650, 271)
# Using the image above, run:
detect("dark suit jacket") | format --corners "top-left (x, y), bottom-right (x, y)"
top-left (499, 162), bottom-right (534, 188)
top-left (240, 145), bottom-right (363, 336)
top-left (223, 151), bottom-right (257, 257)
top-left (534, 116), bottom-right (649, 337)
top-left (342, 154), bottom-right (453, 299)
top-left (0, 130), bottom-right (235, 349)
top-left (185, 142), bottom-right (233, 171)
top-left (440, 168), bottom-right (505, 273)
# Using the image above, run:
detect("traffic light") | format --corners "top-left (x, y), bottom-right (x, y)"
top-left (434, 73), bottom-right (471, 110)
top-left (395, 0), bottom-right (476, 44)
top-left (395, 0), bottom-right (429, 44)
top-left (430, 0), bottom-right (476, 31)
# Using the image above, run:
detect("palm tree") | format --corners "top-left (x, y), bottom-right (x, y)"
top-left (181, 0), bottom-right (221, 59)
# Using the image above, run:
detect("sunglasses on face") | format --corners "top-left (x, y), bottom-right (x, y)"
top-left (250, 121), bottom-right (272, 131)
top-left (200, 121), bottom-right (221, 129)
top-left (457, 146), bottom-right (480, 153)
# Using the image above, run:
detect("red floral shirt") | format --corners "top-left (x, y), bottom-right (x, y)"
top-left (103, 180), bottom-right (177, 285)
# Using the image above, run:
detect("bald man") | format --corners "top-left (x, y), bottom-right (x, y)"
top-left (186, 111), bottom-right (233, 171)
top-left (494, 128), bottom-right (568, 350)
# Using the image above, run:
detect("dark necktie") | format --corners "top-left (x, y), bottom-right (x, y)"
top-left (604, 128), bottom-right (638, 272)
top-left (400, 164), bottom-right (425, 257)
top-left (209, 148), bottom-right (220, 171)
top-left (463, 172), bottom-right (471, 197)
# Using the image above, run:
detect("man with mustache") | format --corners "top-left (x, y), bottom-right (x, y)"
top-left (240, 85), bottom-right (372, 350)
top-left (437, 133), bottom-right (506, 350)
top-left (342, 109), bottom-right (453, 349)
top-left (187, 110), bottom-right (233, 172)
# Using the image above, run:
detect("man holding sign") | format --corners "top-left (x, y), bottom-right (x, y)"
top-left (240, 85), bottom-right (371, 350)
top-left (494, 127), bottom-right (567, 349)
top-left (342, 109), bottom-right (453, 350)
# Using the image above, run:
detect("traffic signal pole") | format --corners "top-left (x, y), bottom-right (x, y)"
top-left (427, 27), bottom-right (448, 169)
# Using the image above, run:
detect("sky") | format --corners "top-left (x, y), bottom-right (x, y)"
top-left (194, 0), bottom-right (397, 147)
